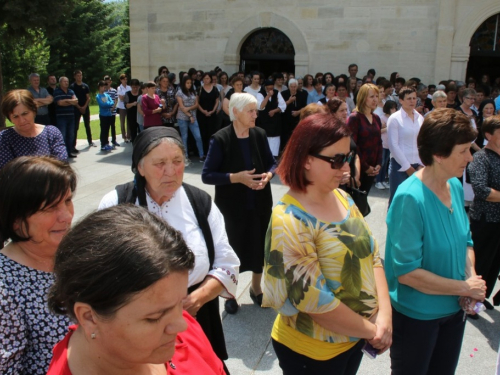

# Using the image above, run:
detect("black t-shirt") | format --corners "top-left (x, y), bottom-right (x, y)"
top-left (198, 86), bottom-right (220, 111)
top-left (69, 82), bottom-right (90, 106)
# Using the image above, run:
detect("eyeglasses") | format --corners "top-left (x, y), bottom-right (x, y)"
top-left (310, 151), bottom-right (354, 169)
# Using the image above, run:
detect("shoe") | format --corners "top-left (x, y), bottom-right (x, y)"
top-left (89, 142), bottom-right (97, 147)
top-left (375, 182), bottom-right (385, 190)
top-left (467, 313), bottom-right (479, 320)
top-left (483, 300), bottom-right (494, 310)
top-left (112, 141), bottom-right (120, 147)
top-left (101, 145), bottom-right (113, 151)
top-left (224, 299), bottom-right (239, 314)
top-left (200, 156), bottom-right (206, 162)
top-left (71, 149), bottom-right (80, 154)
top-left (383, 182), bottom-right (390, 189)
top-left (249, 288), bottom-right (263, 307)
top-left (68, 153), bottom-right (77, 158)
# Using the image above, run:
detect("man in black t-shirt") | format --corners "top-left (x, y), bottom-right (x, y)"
top-left (70, 70), bottom-right (94, 149)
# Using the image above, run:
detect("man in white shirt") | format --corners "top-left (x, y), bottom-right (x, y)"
top-left (256, 80), bottom-right (286, 157)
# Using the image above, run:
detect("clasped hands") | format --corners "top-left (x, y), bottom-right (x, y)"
top-left (234, 168), bottom-right (271, 190)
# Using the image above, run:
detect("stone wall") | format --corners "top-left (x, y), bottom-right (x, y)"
top-left (130, 0), bottom-right (500, 84)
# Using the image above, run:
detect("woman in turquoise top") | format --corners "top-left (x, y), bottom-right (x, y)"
top-left (385, 108), bottom-right (486, 375)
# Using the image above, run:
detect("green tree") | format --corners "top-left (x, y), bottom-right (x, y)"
top-left (47, 0), bottom-right (130, 92)
top-left (0, 0), bottom-right (76, 126)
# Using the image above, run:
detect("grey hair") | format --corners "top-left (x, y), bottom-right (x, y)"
top-left (417, 83), bottom-right (427, 93)
top-left (137, 137), bottom-right (190, 171)
top-left (288, 79), bottom-right (298, 86)
top-left (456, 81), bottom-right (465, 87)
top-left (229, 93), bottom-right (257, 121)
top-left (29, 73), bottom-right (40, 81)
top-left (432, 90), bottom-right (447, 101)
top-left (59, 76), bottom-right (68, 84)
top-left (295, 76), bottom-right (304, 81)
top-left (436, 84), bottom-right (446, 91)
top-left (462, 88), bottom-right (476, 98)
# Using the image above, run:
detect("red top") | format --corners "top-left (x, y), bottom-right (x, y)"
top-left (47, 311), bottom-right (225, 375)
top-left (141, 94), bottom-right (163, 127)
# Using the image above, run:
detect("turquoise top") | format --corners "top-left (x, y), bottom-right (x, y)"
top-left (385, 175), bottom-right (473, 320)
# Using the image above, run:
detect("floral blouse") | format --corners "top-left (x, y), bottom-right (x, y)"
top-left (262, 190), bottom-right (382, 344)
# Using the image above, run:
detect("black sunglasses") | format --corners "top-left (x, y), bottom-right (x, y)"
top-left (311, 151), bottom-right (354, 169)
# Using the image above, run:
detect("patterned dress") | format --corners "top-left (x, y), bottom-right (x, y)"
top-left (0, 253), bottom-right (70, 374)
top-left (262, 190), bottom-right (382, 360)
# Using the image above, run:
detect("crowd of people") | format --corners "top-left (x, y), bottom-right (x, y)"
top-left (1, 62), bottom-right (500, 375)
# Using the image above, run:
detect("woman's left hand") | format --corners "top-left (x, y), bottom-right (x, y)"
top-left (183, 291), bottom-right (204, 317)
top-left (252, 172), bottom-right (272, 190)
top-left (368, 311), bottom-right (392, 354)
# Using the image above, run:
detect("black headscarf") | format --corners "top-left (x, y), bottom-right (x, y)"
top-left (131, 127), bottom-right (183, 206)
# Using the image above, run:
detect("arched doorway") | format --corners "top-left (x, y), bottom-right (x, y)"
top-left (240, 28), bottom-right (295, 78)
top-left (466, 13), bottom-right (500, 86)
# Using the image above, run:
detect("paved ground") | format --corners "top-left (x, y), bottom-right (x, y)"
top-left (72, 136), bottom-right (500, 375)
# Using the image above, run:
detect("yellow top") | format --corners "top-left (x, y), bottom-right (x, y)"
top-left (263, 189), bottom-right (382, 360)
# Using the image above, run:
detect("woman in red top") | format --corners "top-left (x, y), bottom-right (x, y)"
top-left (346, 83), bottom-right (382, 216)
top-left (46, 205), bottom-right (225, 375)
top-left (142, 82), bottom-right (165, 128)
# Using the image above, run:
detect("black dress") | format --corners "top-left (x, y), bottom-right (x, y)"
top-left (124, 91), bottom-right (139, 142)
top-left (197, 86), bottom-right (220, 153)
top-left (281, 89), bottom-right (307, 152)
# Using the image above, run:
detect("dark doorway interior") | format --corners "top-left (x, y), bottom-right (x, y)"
top-left (240, 28), bottom-right (295, 78)
top-left (466, 13), bottom-right (500, 87)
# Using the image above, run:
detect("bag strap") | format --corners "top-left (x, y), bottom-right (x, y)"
top-left (183, 183), bottom-right (215, 268)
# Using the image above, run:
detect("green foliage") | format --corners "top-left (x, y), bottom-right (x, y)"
top-left (336, 290), bottom-right (373, 317)
top-left (47, 0), bottom-right (130, 92)
top-left (0, 27), bottom-right (50, 90)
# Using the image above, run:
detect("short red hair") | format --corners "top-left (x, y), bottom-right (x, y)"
top-left (277, 113), bottom-right (351, 192)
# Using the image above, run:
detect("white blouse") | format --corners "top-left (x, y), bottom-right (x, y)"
top-left (99, 186), bottom-right (240, 299)
top-left (387, 109), bottom-right (424, 171)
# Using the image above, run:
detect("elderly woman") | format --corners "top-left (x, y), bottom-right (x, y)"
top-left (0, 156), bottom-right (76, 374)
top-left (346, 83), bottom-right (383, 216)
top-left (385, 109), bottom-right (486, 375)
top-left (468, 115), bottom-right (500, 310)
top-left (263, 112), bottom-right (392, 374)
top-left (281, 78), bottom-right (308, 151)
top-left (0, 89), bottom-right (67, 169)
top-left (202, 93), bottom-right (275, 314)
top-left (425, 90), bottom-right (447, 117)
top-left (99, 127), bottom-right (239, 372)
top-left (47, 205), bottom-right (225, 374)
top-left (387, 86), bottom-right (424, 206)
top-left (318, 83), bottom-right (337, 105)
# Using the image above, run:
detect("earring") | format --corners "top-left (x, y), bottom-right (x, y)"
top-left (91, 333), bottom-right (96, 339)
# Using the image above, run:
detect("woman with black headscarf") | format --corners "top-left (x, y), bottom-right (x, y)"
top-left (98, 127), bottom-right (239, 374)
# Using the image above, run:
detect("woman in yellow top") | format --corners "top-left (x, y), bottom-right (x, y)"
top-left (262, 112), bottom-right (392, 374)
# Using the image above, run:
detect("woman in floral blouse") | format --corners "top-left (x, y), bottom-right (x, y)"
top-left (262, 112), bottom-right (392, 374)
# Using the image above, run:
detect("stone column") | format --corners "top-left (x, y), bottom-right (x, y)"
top-left (433, 0), bottom-right (457, 81)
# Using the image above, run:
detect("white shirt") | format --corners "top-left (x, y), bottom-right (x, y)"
top-left (256, 91), bottom-right (286, 112)
top-left (117, 84), bottom-right (131, 109)
top-left (244, 85), bottom-right (261, 99)
top-left (98, 186), bottom-right (240, 299)
top-left (387, 108), bottom-right (424, 171)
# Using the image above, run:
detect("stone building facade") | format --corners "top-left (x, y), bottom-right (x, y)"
top-left (130, 0), bottom-right (500, 84)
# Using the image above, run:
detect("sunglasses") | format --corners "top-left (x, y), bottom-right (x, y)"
top-left (311, 151), bottom-right (354, 169)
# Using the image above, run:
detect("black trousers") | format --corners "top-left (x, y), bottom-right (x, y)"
top-left (74, 108), bottom-right (92, 146)
top-left (110, 114), bottom-right (117, 142)
top-left (355, 172), bottom-right (375, 217)
top-left (470, 217), bottom-right (500, 299)
top-left (390, 308), bottom-right (465, 375)
top-left (99, 115), bottom-right (113, 146)
top-left (272, 338), bottom-right (364, 375)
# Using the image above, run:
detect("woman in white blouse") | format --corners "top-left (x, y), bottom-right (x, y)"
top-left (387, 86), bottom-right (424, 206)
top-left (99, 127), bottom-right (239, 373)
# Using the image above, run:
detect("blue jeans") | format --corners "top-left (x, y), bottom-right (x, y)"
top-left (178, 118), bottom-right (204, 157)
top-left (389, 158), bottom-right (420, 207)
top-left (56, 115), bottom-right (75, 154)
top-left (376, 148), bottom-right (391, 183)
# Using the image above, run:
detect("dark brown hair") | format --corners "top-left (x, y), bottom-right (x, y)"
top-left (48, 204), bottom-right (195, 321)
top-left (418, 109), bottom-right (477, 166)
top-left (0, 156), bottom-right (76, 243)
top-left (277, 113), bottom-right (351, 192)
top-left (1, 89), bottom-right (38, 121)
top-left (482, 114), bottom-right (500, 137)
